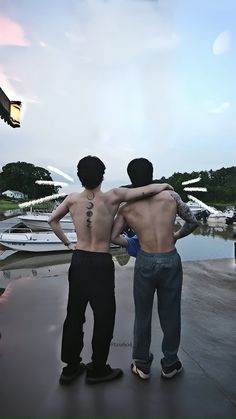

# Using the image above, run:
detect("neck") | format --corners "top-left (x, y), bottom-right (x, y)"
top-left (84, 185), bottom-right (101, 194)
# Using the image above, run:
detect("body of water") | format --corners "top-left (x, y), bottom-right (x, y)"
top-left (176, 230), bottom-right (234, 261)
top-left (0, 214), bottom-right (235, 291)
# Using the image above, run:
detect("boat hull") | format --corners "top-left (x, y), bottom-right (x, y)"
top-left (18, 214), bottom-right (74, 231)
top-left (0, 232), bottom-right (77, 252)
top-left (0, 232), bottom-right (120, 253)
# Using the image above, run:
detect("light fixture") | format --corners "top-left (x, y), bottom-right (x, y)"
top-left (0, 87), bottom-right (22, 128)
top-left (10, 101), bottom-right (22, 128)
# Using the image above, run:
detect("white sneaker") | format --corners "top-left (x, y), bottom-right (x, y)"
top-left (161, 361), bottom-right (183, 379)
top-left (131, 363), bottom-right (150, 380)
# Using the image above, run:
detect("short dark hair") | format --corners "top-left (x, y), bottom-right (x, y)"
top-left (127, 158), bottom-right (153, 187)
top-left (77, 156), bottom-right (106, 189)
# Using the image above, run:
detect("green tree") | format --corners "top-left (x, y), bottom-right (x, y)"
top-left (0, 162), bottom-right (60, 199)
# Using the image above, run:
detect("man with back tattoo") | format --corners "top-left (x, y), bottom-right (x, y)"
top-left (111, 158), bottom-right (199, 380)
top-left (48, 155), bottom-right (173, 385)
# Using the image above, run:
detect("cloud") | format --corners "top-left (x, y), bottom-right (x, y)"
top-left (209, 101), bottom-right (231, 114)
top-left (65, 31), bottom-right (85, 44)
top-left (0, 0), bottom-right (183, 183)
top-left (0, 15), bottom-right (29, 46)
top-left (212, 31), bottom-right (230, 55)
top-left (39, 41), bottom-right (48, 48)
top-left (64, 0), bottom-right (180, 65)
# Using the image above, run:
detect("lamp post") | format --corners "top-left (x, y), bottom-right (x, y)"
top-left (0, 87), bottom-right (22, 128)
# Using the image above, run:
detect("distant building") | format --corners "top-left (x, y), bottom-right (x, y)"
top-left (2, 190), bottom-right (25, 200)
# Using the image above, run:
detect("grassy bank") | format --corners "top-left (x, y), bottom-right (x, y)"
top-left (0, 199), bottom-right (53, 211)
top-left (0, 199), bottom-right (19, 210)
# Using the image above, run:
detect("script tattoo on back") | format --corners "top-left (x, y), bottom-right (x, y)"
top-left (170, 191), bottom-right (198, 224)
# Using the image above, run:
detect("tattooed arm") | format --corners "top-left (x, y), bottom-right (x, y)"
top-left (170, 191), bottom-right (199, 241)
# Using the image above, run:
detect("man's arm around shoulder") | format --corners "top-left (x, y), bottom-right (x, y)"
top-left (111, 183), bottom-right (173, 204)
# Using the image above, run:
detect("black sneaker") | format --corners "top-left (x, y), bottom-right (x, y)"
top-left (161, 360), bottom-right (183, 379)
top-left (86, 362), bottom-right (123, 384)
top-left (59, 363), bottom-right (85, 385)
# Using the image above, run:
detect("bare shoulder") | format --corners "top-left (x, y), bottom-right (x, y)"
top-left (103, 188), bottom-right (120, 203)
top-left (67, 192), bottom-right (80, 201)
top-left (153, 190), bottom-right (175, 202)
top-left (168, 191), bottom-right (198, 224)
top-left (168, 190), bottom-right (182, 201)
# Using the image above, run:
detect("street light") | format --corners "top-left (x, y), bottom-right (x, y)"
top-left (0, 87), bottom-right (22, 128)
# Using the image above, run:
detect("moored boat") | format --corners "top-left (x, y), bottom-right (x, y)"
top-left (0, 231), bottom-right (77, 252)
top-left (0, 231), bottom-right (120, 253)
top-left (18, 212), bottom-right (74, 231)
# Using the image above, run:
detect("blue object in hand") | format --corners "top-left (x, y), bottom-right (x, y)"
top-left (127, 235), bottom-right (140, 257)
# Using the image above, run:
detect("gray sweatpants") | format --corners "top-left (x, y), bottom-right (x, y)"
top-left (133, 248), bottom-right (183, 372)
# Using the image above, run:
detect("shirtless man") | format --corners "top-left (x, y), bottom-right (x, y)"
top-left (48, 155), bottom-right (173, 385)
top-left (111, 158), bottom-right (199, 380)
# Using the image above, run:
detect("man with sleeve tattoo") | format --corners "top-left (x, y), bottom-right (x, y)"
top-left (111, 158), bottom-right (199, 380)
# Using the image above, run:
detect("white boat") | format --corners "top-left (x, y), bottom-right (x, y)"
top-left (18, 212), bottom-right (74, 231)
top-left (207, 212), bottom-right (226, 224)
top-left (0, 231), bottom-right (120, 253)
top-left (186, 201), bottom-right (205, 214)
top-left (0, 231), bottom-right (77, 252)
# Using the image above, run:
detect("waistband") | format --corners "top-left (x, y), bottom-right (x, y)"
top-left (73, 249), bottom-right (112, 259)
top-left (138, 248), bottom-right (178, 258)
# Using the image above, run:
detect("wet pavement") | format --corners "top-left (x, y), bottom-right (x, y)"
top-left (0, 257), bottom-right (235, 418)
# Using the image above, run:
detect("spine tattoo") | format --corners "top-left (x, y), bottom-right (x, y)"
top-left (86, 192), bottom-right (94, 228)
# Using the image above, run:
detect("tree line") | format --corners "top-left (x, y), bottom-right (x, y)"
top-left (158, 166), bottom-right (236, 204)
top-left (0, 161), bottom-right (235, 204)
top-left (0, 162), bottom-right (60, 199)
top-left (123, 166), bottom-right (236, 204)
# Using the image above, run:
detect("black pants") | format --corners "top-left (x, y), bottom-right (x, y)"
top-left (61, 250), bottom-right (115, 371)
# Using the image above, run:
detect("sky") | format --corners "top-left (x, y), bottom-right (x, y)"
top-left (0, 0), bottom-right (235, 194)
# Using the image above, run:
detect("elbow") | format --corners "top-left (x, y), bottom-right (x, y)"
top-left (48, 217), bottom-right (57, 226)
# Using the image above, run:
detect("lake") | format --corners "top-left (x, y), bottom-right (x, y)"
top-left (0, 212), bottom-right (235, 291)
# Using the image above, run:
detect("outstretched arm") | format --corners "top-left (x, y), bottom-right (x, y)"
top-left (170, 191), bottom-right (199, 241)
top-left (112, 183), bottom-right (173, 204)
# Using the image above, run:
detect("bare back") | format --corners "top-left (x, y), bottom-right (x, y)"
top-left (122, 191), bottom-right (177, 253)
top-left (48, 182), bottom-right (173, 253)
top-left (67, 190), bottom-right (119, 252)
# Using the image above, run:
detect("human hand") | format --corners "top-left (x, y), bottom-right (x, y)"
top-left (165, 183), bottom-right (174, 191)
top-left (67, 243), bottom-right (77, 251)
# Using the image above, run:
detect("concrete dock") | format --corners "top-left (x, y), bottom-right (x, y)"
top-left (0, 256), bottom-right (235, 418)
